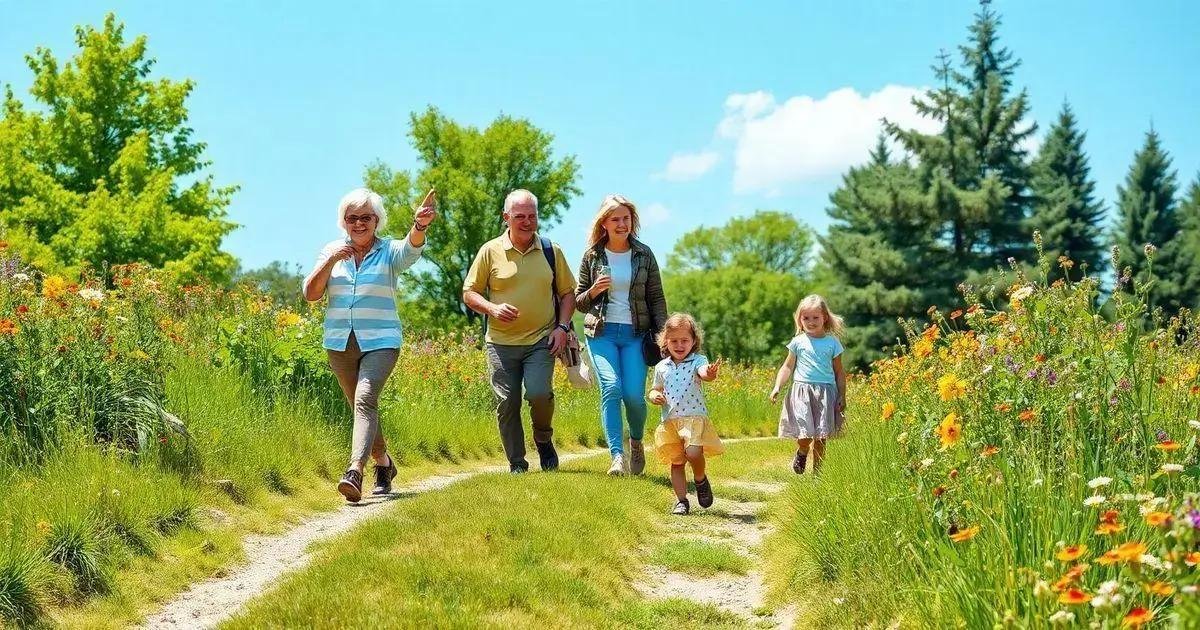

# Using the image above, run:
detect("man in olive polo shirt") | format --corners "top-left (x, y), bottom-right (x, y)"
top-left (463, 189), bottom-right (577, 473)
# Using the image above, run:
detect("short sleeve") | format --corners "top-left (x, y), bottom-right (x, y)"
top-left (692, 354), bottom-right (709, 375)
top-left (831, 337), bottom-right (845, 358)
top-left (552, 245), bottom-right (577, 297)
top-left (786, 336), bottom-right (801, 356)
top-left (463, 247), bottom-right (490, 294)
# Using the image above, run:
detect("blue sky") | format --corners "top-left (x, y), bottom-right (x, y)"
top-left (3, 1), bottom-right (1198, 273)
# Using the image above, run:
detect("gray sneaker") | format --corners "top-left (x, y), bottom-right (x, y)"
top-left (629, 440), bottom-right (646, 475)
top-left (607, 453), bottom-right (627, 476)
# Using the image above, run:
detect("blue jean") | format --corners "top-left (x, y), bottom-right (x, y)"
top-left (585, 323), bottom-right (649, 455)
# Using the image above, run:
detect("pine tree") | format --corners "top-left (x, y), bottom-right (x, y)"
top-left (1113, 129), bottom-right (1187, 313)
top-left (820, 136), bottom-right (947, 368)
top-left (1173, 175), bottom-right (1200, 312)
top-left (1028, 103), bottom-right (1106, 278)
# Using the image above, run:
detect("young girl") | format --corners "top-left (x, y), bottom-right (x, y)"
top-left (769, 295), bottom-right (847, 475)
top-left (648, 313), bottom-right (724, 515)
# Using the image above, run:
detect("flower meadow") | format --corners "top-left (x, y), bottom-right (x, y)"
top-left (0, 247), bottom-right (778, 626)
top-left (768, 253), bottom-right (1200, 628)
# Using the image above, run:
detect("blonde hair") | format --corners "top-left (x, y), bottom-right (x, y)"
top-left (656, 312), bottom-right (704, 356)
top-left (794, 294), bottom-right (845, 337)
top-left (585, 194), bottom-right (641, 249)
top-left (336, 188), bottom-right (388, 235)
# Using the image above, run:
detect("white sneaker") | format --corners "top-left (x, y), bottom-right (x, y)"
top-left (607, 453), bottom-right (627, 476)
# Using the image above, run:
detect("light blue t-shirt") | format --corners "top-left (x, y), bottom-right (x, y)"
top-left (787, 334), bottom-right (844, 385)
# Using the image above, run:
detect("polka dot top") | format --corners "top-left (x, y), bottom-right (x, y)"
top-left (652, 353), bottom-right (710, 422)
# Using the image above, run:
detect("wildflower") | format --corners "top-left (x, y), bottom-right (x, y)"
top-left (1144, 511), bottom-right (1171, 527)
top-left (1189, 509), bottom-right (1200, 529)
top-left (1056, 545), bottom-right (1087, 562)
top-left (1026, 368), bottom-right (1039, 380)
top-left (1160, 463), bottom-right (1184, 474)
top-left (881, 401), bottom-right (896, 420)
top-left (950, 309), bottom-right (963, 320)
top-left (1033, 580), bottom-right (1052, 598)
top-left (42, 275), bottom-right (67, 299)
top-left (1096, 510), bottom-right (1124, 536)
top-left (1083, 496), bottom-right (1106, 507)
top-left (1032, 478), bottom-right (1044, 487)
top-left (1118, 378), bottom-right (1132, 391)
top-left (36, 520), bottom-right (51, 535)
top-left (896, 432), bottom-right (908, 444)
top-left (936, 413), bottom-right (963, 448)
top-left (919, 458), bottom-right (934, 469)
top-left (1058, 588), bottom-right (1091, 605)
top-left (0, 319), bottom-right (16, 336)
top-left (1122, 607), bottom-right (1153, 627)
top-left (77, 287), bottom-right (105, 303)
top-left (1012, 285), bottom-right (1034, 302)
top-left (15, 304), bottom-right (28, 315)
top-left (932, 485), bottom-right (946, 498)
top-left (131, 349), bottom-right (151, 361)
top-left (1087, 476), bottom-right (1112, 489)
top-left (937, 373), bottom-right (968, 401)
top-left (1097, 549), bottom-right (1122, 565)
top-left (1048, 610), bottom-right (1074, 625)
top-left (1140, 554), bottom-right (1165, 570)
top-left (981, 445), bottom-right (999, 458)
top-left (1019, 409), bottom-right (1038, 423)
top-left (1186, 551), bottom-right (1200, 567)
top-left (1190, 420), bottom-right (1200, 430)
top-left (949, 525), bottom-right (979, 542)
top-left (994, 402), bottom-right (1013, 412)
top-left (949, 469), bottom-right (959, 480)
top-left (1046, 370), bottom-right (1058, 386)
top-left (1098, 580), bottom-right (1120, 596)
top-left (1112, 542), bottom-right (1147, 563)
top-left (0, 240), bottom-right (6, 249)
top-left (914, 338), bottom-right (933, 358)
top-left (1154, 440), bottom-right (1181, 452)
top-left (275, 311), bottom-right (303, 328)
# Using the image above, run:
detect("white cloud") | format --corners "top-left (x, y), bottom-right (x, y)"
top-left (642, 202), bottom-right (671, 226)
top-left (655, 150), bottom-right (720, 182)
top-left (717, 85), bottom-right (940, 194)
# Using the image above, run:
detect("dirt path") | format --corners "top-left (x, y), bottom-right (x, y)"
top-left (139, 450), bottom-right (602, 629)
top-left (636, 480), bottom-right (795, 628)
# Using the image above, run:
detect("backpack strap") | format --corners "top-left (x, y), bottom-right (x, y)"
top-left (541, 236), bottom-right (571, 332)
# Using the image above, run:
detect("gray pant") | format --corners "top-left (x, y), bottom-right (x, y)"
top-left (486, 337), bottom-right (555, 467)
top-left (326, 333), bottom-right (399, 467)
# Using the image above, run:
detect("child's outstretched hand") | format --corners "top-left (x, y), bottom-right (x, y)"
top-left (699, 358), bottom-right (722, 381)
top-left (647, 389), bottom-right (666, 406)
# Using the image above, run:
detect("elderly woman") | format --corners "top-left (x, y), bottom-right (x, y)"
top-left (302, 187), bottom-right (436, 502)
top-left (575, 194), bottom-right (668, 476)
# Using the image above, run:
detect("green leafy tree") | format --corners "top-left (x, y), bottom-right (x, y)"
top-left (664, 211), bottom-right (814, 364)
top-left (1113, 130), bottom-right (1189, 314)
top-left (235, 261), bottom-right (305, 309)
top-left (365, 107), bottom-right (580, 325)
top-left (821, 137), bottom-right (948, 369)
top-left (0, 14), bottom-right (237, 283)
top-left (1028, 103), bottom-right (1106, 278)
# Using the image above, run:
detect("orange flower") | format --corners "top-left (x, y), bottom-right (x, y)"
top-left (1154, 440), bottom-right (1181, 452)
top-left (1145, 581), bottom-right (1175, 597)
top-left (1112, 542), bottom-right (1148, 563)
top-left (932, 485), bottom-right (946, 498)
top-left (1095, 522), bottom-right (1125, 535)
top-left (1019, 409), bottom-right (1038, 423)
top-left (949, 525), bottom-right (980, 543)
top-left (1185, 551), bottom-right (1200, 567)
top-left (950, 309), bottom-right (963, 320)
top-left (1058, 588), bottom-right (1092, 605)
top-left (980, 445), bottom-right (1000, 458)
top-left (0, 240), bottom-right (8, 249)
top-left (1123, 607), bottom-right (1153, 627)
top-left (1097, 549), bottom-right (1122, 565)
top-left (1064, 563), bottom-right (1089, 580)
top-left (881, 401), bottom-right (896, 420)
top-left (1056, 545), bottom-right (1088, 562)
top-left (1052, 576), bottom-right (1074, 592)
top-left (966, 304), bottom-right (981, 315)
top-left (937, 413), bottom-right (963, 448)
top-left (1144, 511), bottom-right (1172, 527)
top-left (1035, 353), bottom-right (1046, 363)
top-left (0, 319), bottom-right (16, 336)
top-left (948, 468), bottom-right (959, 479)
top-left (994, 402), bottom-right (1012, 412)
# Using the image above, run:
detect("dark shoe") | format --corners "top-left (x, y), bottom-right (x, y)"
top-left (337, 469), bottom-right (363, 503)
top-left (629, 440), bottom-right (646, 475)
top-left (509, 461), bottom-right (529, 474)
top-left (536, 441), bottom-right (559, 471)
top-left (696, 476), bottom-right (714, 508)
top-left (372, 458), bottom-right (398, 495)
top-left (672, 498), bottom-right (690, 515)
top-left (792, 450), bottom-right (807, 475)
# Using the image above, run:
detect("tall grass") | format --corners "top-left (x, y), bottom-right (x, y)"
top-left (765, 253), bottom-right (1200, 627)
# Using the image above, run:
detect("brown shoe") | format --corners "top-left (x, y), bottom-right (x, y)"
top-left (337, 469), bottom-right (363, 503)
top-left (372, 458), bottom-right (398, 495)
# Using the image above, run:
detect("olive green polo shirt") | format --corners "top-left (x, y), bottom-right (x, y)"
top-left (464, 231), bottom-right (577, 346)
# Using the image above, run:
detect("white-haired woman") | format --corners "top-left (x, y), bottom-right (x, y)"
top-left (303, 187), bottom-right (436, 502)
top-left (575, 194), bottom-right (668, 475)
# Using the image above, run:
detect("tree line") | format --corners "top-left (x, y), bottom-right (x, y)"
top-left (2, 6), bottom-right (1196, 369)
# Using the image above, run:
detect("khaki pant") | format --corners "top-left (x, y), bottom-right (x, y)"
top-left (326, 333), bottom-right (399, 467)
top-left (486, 336), bottom-right (555, 468)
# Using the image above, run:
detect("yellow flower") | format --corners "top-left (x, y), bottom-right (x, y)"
top-left (937, 374), bottom-right (968, 401)
top-left (42, 275), bottom-right (68, 299)
top-left (1144, 581), bottom-right (1174, 597)
top-left (949, 525), bottom-right (979, 542)
top-left (1056, 544), bottom-right (1087, 562)
top-left (1144, 511), bottom-right (1171, 527)
top-left (275, 311), bottom-right (303, 328)
top-left (881, 402), bottom-right (897, 421)
top-left (937, 412), bottom-right (963, 448)
top-left (914, 338), bottom-right (934, 358)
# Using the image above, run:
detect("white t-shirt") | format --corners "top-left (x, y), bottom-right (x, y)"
top-left (604, 249), bottom-right (634, 326)
top-left (652, 353), bottom-right (710, 421)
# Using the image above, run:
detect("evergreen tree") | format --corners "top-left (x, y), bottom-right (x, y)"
top-left (1113, 130), bottom-right (1188, 313)
top-left (820, 136), bottom-right (947, 368)
top-left (1028, 103), bottom-right (1106, 278)
top-left (1172, 174), bottom-right (1200, 312)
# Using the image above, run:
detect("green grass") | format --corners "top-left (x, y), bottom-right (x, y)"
top-left (648, 539), bottom-right (751, 576)
top-left (221, 440), bottom-right (797, 629)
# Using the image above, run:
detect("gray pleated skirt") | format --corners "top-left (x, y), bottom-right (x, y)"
top-left (779, 381), bottom-right (843, 439)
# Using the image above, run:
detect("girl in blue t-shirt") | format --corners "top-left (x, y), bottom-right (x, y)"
top-left (769, 294), bottom-right (847, 475)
